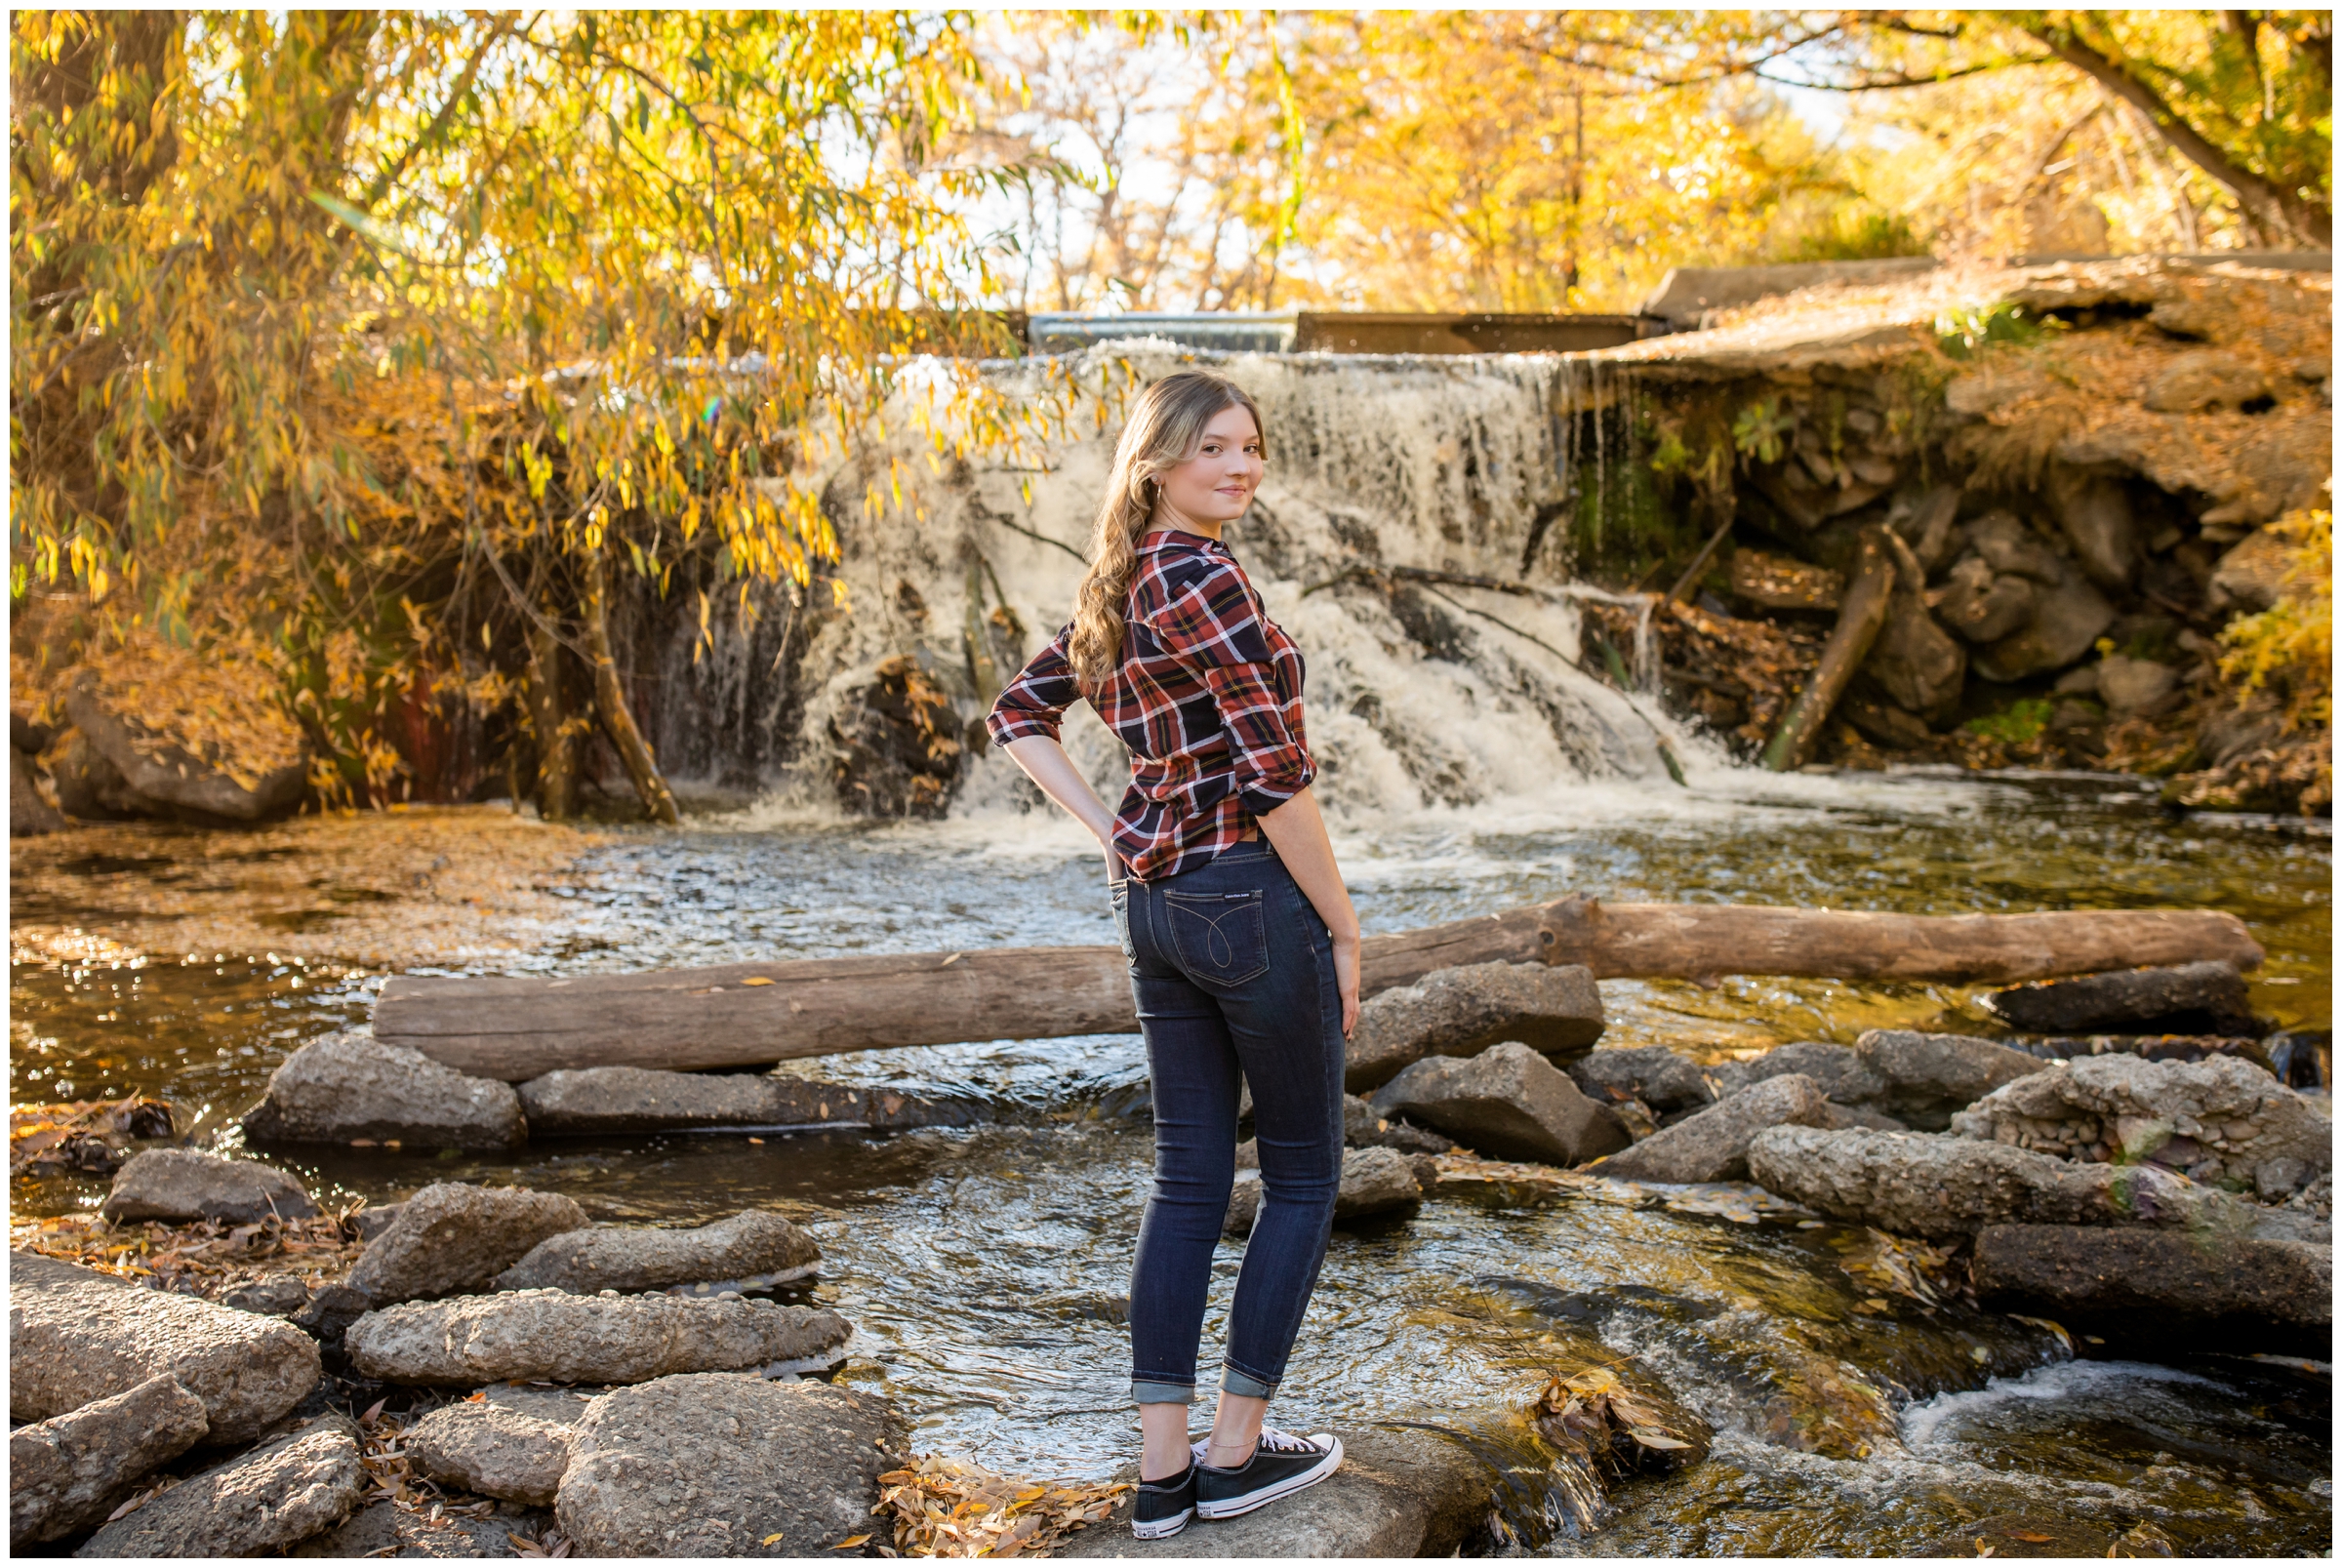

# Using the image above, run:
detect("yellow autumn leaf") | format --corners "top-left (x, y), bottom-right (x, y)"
top-left (741, 977), bottom-right (775, 986)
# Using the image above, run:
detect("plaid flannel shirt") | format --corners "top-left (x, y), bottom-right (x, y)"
top-left (987, 528), bottom-right (1314, 881)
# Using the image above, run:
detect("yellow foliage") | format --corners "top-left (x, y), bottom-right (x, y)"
top-left (2218, 508), bottom-right (2333, 734)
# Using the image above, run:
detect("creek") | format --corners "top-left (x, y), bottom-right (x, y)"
top-left (10, 769), bottom-right (2330, 1555)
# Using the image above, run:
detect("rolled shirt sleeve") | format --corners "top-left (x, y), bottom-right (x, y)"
top-left (1143, 565), bottom-right (1315, 816)
top-left (987, 626), bottom-right (1079, 747)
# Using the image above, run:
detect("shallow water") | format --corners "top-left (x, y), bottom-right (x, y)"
top-left (10, 767), bottom-right (2332, 1554)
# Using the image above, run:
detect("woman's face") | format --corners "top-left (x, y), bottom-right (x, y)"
top-left (1154, 404), bottom-right (1264, 528)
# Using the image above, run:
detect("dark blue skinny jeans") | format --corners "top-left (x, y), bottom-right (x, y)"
top-left (1112, 838), bottom-right (1345, 1406)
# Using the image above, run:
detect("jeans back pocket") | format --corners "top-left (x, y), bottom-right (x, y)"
top-left (1163, 890), bottom-right (1270, 986)
top-left (1110, 884), bottom-right (1137, 966)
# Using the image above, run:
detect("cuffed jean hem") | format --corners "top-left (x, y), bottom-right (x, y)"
top-left (1219, 1364), bottom-right (1277, 1399)
top-left (1132, 1379), bottom-right (1196, 1406)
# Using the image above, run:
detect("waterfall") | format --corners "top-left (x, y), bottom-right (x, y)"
top-left (636, 342), bottom-right (1694, 819)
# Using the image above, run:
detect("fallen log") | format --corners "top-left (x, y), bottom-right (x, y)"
top-left (1759, 528), bottom-right (1893, 772)
top-left (371, 898), bottom-right (2264, 1081)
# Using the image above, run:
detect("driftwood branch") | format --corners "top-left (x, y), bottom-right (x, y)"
top-left (373, 898), bottom-right (2266, 1081)
top-left (1760, 528), bottom-right (1893, 771)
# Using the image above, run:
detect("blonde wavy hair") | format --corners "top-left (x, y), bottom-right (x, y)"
top-left (1068, 370), bottom-right (1265, 691)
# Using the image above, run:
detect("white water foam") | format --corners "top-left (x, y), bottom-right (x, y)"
top-left (1900, 1359), bottom-right (2228, 1450)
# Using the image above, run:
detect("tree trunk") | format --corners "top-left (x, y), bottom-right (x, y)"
top-left (525, 615), bottom-right (578, 821)
top-left (579, 550), bottom-right (679, 825)
top-left (1761, 528), bottom-right (1895, 771)
top-left (372, 896), bottom-right (2265, 1081)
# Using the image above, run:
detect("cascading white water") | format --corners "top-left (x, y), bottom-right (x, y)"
top-left (656, 342), bottom-right (1700, 817)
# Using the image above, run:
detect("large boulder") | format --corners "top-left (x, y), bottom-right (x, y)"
top-left (1852, 1029), bottom-right (2045, 1129)
top-left (1564, 1046), bottom-right (1717, 1119)
top-left (1343, 1094), bottom-right (1453, 1154)
top-left (72, 1414), bottom-right (364, 1559)
top-left (1371, 1042), bottom-right (1629, 1166)
top-left (555, 1374), bottom-right (905, 1556)
top-left (1972, 1224), bottom-right (2329, 1357)
top-left (10, 744), bottom-right (66, 835)
top-left (1344, 962), bottom-right (1604, 1093)
top-left (407, 1401), bottom-right (578, 1507)
top-left (10, 1375), bottom-right (210, 1546)
top-left (1949, 1053), bottom-right (2329, 1195)
top-left (345, 1291), bottom-right (852, 1387)
top-left (2209, 526), bottom-right (2298, 613)
top-left (10, 1251), bottom-right (320, 1443)
top-left (1586, 1074), bottom-right (1837, 1185)
top-left (2095, 654), bottom-right (2180, 716)
top-left (1862, 598), bottom-right (1965, 722)
top-left (493, 1210), bottom-right (823, 1295)
top-left (2043, 467), bottom-right (2140, 589)
top-left (343, 1183), bottom-right (587, 1306)
top-left (518, 1065), bottom-right (982, 1136)
top-left (241, 1031), bottom-right (524, 1151)
top-left (100, 1149), bottom-right (318, 1226)
top-left (61, 676), bottom-right (308, 827)
top-left (1225, 1146), bottom-right (1422, 1235)
top-left (1934, 557), bottom-right (2038, 644)
top-left (1973, 570), bottom-right (2118, 682)
top-left (1982, 960), bottom-right (2257, 1037)
top-left (1745, 1125), bottom-right (2324, 1242)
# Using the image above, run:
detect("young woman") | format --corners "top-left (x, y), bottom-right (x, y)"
top-left (988, 369), bottom-right (1360, 1539)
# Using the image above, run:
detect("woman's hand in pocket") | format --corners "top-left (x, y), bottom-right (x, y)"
top-left (1330, 930), bottom-right (1360, 1038)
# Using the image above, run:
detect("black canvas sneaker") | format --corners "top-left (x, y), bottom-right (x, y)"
top-left (1130, 1462), bottom-right (1195, 1540)
top-left (1193, 1427), bottom-right (1344, 1519)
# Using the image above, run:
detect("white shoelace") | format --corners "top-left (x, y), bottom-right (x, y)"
top-left (1196, 1425), bottom-right (1322, 1466)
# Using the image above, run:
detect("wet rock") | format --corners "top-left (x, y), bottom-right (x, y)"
top-left (1917, 1512), bottom-right (2118, 1558)
top-left (1974, 571), bottom-right (2118, 682)
top-left (1588, 1073), bottom-right (1837, 1184)
top-left (1746, 1125), bottom-right (2322, 1242)
top-left (74, 1413), bottom-right (364, 1558)
top-left (1343, 962), bottom-right (1604, 1093)
top-left (1714, 1041), bottom-right (1889, 1107)
top-left (2044, 467), bottom-right (2141, 589)
top-left (2143, 347), bottom-right (2270, 413)
top-left (11, 1374), bottom-right (210, 1546)
top-left (1226, 1146), bottom-right (1423, 1235)
top-left (61, 677), bottom-right (308, 826)
top-left (493, 1210), bottom-right (822, 1296)
top-left (407, 1402), bottom-right (576, 1507)
top-left (1853, 1029), bottom-right (2045, 1130)
top-left (1565, 1046), bottom-right (1717, 1118)
top-left (100, 1148), bottom-right (319, 1226)
top-left (830, 656), bottom-right (966, 819)
top-left (2094, 654), bottom-right (2180, 715)
top-left (10, 1251), bottom-right (320, 1444)
top-left (1371, 1041), bottom-right (1630, 1167)
top-left (345, 1291), bottom-right (852, 1387)
top-left (1948, 1053), bottom-right (2329, 1192)
top-left (1972, 1224), bottom-right (2330, 1357)
top-left (241, 1030), bottom-right (524, 1151)
top-left (1934, 557), bottom-right (2038, 644)
top-left (1054, 1426), bottom-right (1494, 1559)
top-left (221, 1274), bottom-right (312, 1317)
top-left (1983, 961), bottom-right (2257, 1038)
top-left (1343, 1094), bottom-right (1453, 1153)
top-left (1862, 598), bottom-right (1965, 721)
top-left (555, 1373), bottom-right (905, 1556)
top-left (343, 1183), bottom-right (588, 1306)
top-left (518, 1065), bottom-right (982, 1136)
top-left (10, 744), bottom-right (66, 835)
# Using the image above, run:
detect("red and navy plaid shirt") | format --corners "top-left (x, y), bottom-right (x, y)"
top-left (988, 528), bottom-right (1315, 881)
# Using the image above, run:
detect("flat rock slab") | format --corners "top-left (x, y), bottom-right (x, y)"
top-left (1588, 1073), bottom-right (1836, 1184)
top-left (1985, 960), bottom-right (2255, 1036)
top-left (242, 1030), bottom-right (525, 1150)
top-left (11, 1374), bottom-right (210, 1546)
top-left (10, 1251), bottom-right (320, 1444)
top-left (408, 1401), bottom-right (576, 1506)
top-left (1853, 1029), bottom-right (2045, 1129)
top-left (1055, 1427), bottom-right (1496, 1558)
top-left (1746, 1126), bottom-right (2322, 1242)
top-left (494, 1210), bottom-right (821, 1295)
top-left (1950, 1052), bottom-right (2330, 1194)
top-left (1344, 962), bottom-right (1604, 1093)
top-left (344, 1183), bottom-right (588, 1306)
top-left (1227, 1146), bottom-right (1422, 1234)
top-left (1972, 1224), bottom-right (2331, 1356)
top-left (74, 1414), bottom-right (366, 1558)
top-left (346, 1291), bottom-right (852, 1386)
top-left (518, 1065), bottom-right (986, 1135)
top-left (101, 1149), bottom-right (318, 1225)
top-left (554, 1373), bottom-right (904, 1556)
top-left (1372, 1041), bottom-right (1629, 1166)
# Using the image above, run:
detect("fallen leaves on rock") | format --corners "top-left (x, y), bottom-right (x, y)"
top-left (874, 1453), bottom-right (1129, 1558)
top-left (9, 1095), bottom-right (174, 1176)
top-left (1532, 1364), bottom-right (1713, 1474)
top-left (10, 1205), bottom-right (368, 1298)
top-left (1829, 1226), bottom-right (1970, 1309)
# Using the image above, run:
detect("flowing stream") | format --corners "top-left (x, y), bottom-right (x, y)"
top-left (11, 771), bottom-right (2331, 1555)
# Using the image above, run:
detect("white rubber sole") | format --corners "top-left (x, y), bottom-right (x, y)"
top-left (1192, 1434), bottom-right (1344, 1519)
top-left (1129, 1507), bottom-right (1192, 1540)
